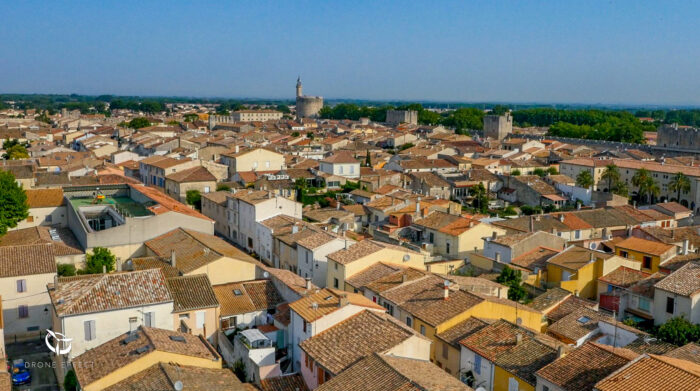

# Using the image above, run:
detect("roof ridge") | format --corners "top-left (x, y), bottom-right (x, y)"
top-left (181, 228), bottom-right (225, 257)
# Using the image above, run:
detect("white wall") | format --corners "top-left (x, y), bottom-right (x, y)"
top-left (0, 273), bottom-right (55, 338)
top-left (297, 239), bottom-right (347, 288)
top-left (58, 302), bottom-right (173, 359)
top-left (460, 346), bottom-right (494, 391)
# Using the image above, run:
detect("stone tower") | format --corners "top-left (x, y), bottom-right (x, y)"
top-left (296, 76), bottom-right (302, 98)
top-left (295, 76), bottom-right (323, 119)
top-left (483, 112), bottom-right (513, 141)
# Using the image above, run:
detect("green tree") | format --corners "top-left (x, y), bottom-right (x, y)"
top-left (533, 168), bottom-right (547, 178)
top-left (601, 164), bottom-right (621, 192)
top-left (490, 105), bottom-right (510, 116)
top-left (3, 144), bottom-right (29, 159)
top-left (632, 168), bottom-right (659, 204)
top-left (306, 132), bottom-right (314, 140)
top-left (612, 180), bottom-right (629, 197)
top-left (64, 369), bottom-right (79, 391)
top-left (496, 266), bottom-right (527, 302)
top-left (233, 360), bottom-right (247, 383)
top-left (57, 263), bottom-right (77, 277)
top-left (546, 167), bottom-right (559, 175)
top-left (0, 171), bottom-right (29, 235)
top-left (418, 110), bottom-right (441, 125)
top-left (511, 169), bottom-right (521, 176)
top-left (84, 247), bottom-right (116, 274)
top-left (184, 113), bottom-right (199, 122)
top-left (216, 183), bottom-right (231, 191)
top-left (575, 170), bottom-right (594, 189)
top-left (656, 316), bottom-right (700, 346)
top-left (669, 172), bottom-right (691, 203)
top-left (276, 104), bottom-right (291, 114)
top-left (186, 190), bottom-right (202, 210)
top-left (127, 117), bottom-right (151, 129)
top-left (291, 131), bottom-right (300, 137)
top-left (469, 183), bottom-right (489, 213)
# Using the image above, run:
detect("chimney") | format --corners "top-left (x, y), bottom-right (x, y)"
top-left (574, 289), bottom-right (579, 297)
top-left (102, 265), bottom-right (107, 274)
top-left (292, 225), bottom-right (299, 234)
top-left (305, 278), bottom-right (312, 290)
top-left (117, 259), bottom-right (122, 272)
top-left (338, 293), bottom-right (349, 308)
top-left (515, 333), bottom-right (523, 345)
top-left (402, 274), bottom-right (408, 283)
top-left (495, 252), bottom-right (501, 263)
top-left (54, 275), bottom-right (59, 290)
top-left (577, 202), bottom-right (581, 210)
top-left (492, 231), bottom-right (498, 240)
top-left (633, 200), bottom-right (637, 209)
top-left (682, 239), bottom-right (689, 255)
top-left (627, 226), bottom-right (633, 238)
top-left (443, 280), bottom-right (450, 300)
top-left (235, 145), bottom-right (240, 153)
top-left (416, 197), bottom-right (421, 215)
top-left (557, 345), bottom-right (566, 358)
top-left (529, 216), bottom-right (535, 232)
top-left (590, 252), bottom-right (595, 262)
top-left (171, 249), bottom-right (176, 267)
top-left (559, 214), bottom-right (565, 222)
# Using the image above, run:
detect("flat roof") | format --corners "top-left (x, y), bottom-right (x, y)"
top-left (69, 196), bottom-right (153, 217)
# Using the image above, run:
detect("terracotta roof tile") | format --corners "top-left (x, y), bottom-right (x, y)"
top-left (73, 326), bottom-right (220, 388)
top-left (0, 243), bottom-right (56, 277)
top-left (316, 353), bottom-right (472, 391)
top-left (213, 280), bottom-right (283, 317)
top-left (615, 237), bottom-right (675, 256)
top-left (103, 363), bottom-right (245, 391)
top-left (49, 269), bottom-right (172, 316)
top-left (654, 261), bottom-right (700, 297)
top-left (259, 374), bottom-right (309, 391)
top-left (594, 354), bottom-right (700, 391)
top-left (166, 274), bottom-right (219, 312)
top-left (300, 310), bottom-right (423, 375)
top-left (289, 288), bottom-right (384, 323)
top-left (25, 188), bottom-right (64, 208)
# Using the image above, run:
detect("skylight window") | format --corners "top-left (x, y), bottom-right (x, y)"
top-left (233, 289), bottom-right (242, 296)
top-left (577, 316), bottom-right (591, 324)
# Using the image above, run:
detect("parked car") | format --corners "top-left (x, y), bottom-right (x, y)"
top-left (10, 359), bottom-right (31, 386)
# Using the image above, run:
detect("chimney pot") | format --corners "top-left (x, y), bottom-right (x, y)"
top-left (171, 249), bottom-right (177, 267)
top-left (305, 278), bottom-right (312, 290)
top-left (515, 333), bottom-right (523, 345)
top-left (492, 231), bottom-right (498, 240)
top-left (443, 280), bottom-right (450, 300)
top-left (338, 293), bottom-right (349, 307)
top-left (557, 345), bottom-right (565, 358)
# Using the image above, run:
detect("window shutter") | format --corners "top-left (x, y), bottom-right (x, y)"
top-left (196, 311), bottom-right (205, 329)
top-left (85, 320), bottom-right (95, 341)
top-left (145, 312), bottom-right (155, 327)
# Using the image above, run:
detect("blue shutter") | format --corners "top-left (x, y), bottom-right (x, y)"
top-left (474, 354), bottom-right (482, 375)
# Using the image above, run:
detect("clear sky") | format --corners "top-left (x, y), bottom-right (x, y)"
top-left (1, 1), bottom-right (698, 105)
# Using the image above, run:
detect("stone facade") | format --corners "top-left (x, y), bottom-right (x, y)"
top-left (657, 123), bottom-right (700, 150)
top-left (295, 77), bottom-right (323, 118)
top-left (386, 110), bottom-right (418, 125)
top-left (483, 113), bottom-right (513, 140)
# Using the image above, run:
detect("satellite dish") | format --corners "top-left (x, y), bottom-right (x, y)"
top-left (174, 381), bottom-right (183, 391)
top-left (476, 387), bottom-right (487, 391)
top-left (403, 254), bottom-right (410, 262)
top-left (516, 317), bottom-right (522, 326)
top-left (263, 271), bottom-right (270, 278)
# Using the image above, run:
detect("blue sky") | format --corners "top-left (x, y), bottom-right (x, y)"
top-left (0, 1), bottom-right (698, 105)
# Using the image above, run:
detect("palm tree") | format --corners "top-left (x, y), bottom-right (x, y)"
top-left (612, 180), bottom-right (629, 197)
top-left (632, 168), bottom-right (651, 203)
top-left (576, 170), bottom-right (594, 189)
top-left (601, 164), bottom-right (620, 192)
top-left (634, 173), bottom-right (660, 205)
top-left (668, 172), bottom-right (691, 203)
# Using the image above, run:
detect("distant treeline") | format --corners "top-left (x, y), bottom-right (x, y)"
top-left (0, 94), bottom-right (294, 115)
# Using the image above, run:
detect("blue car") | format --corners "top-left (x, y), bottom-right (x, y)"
top-left (10, 359), bottom-right (31, 386)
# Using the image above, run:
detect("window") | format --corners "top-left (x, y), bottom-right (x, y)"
top-left (607, 284), bottom-right (614, 292)
top-left (349, 165), bottom-right (354, 174)
top-left (333, 278), bottom-right (339, 289)
top-left (474, 354), bottom-right (481, 375)
top-left (420, 325), bottom-right (426, 336)
top-left (18, 305), bottom-right (29, 318)
top-left (446, 242), bottom-right (450, 254)
top-left (45, 215), bottom-right (52, 222)
top-left (372, 296), bottom-right (377, 303)
top-left (406, 317), bottom-right (412, 327)
top-left (84, 320), bottom-right (96, 341)
top-left (508, 377), bottom-right (519, 391)
top-left (383, 302), bottom-right (394, 316)
top-left (429, 232), bottom-right (434, 243)
top-left (575, 230), bottom-right (581, 239)
top-left (638, 297), bottom-right (650, 312)
top-left (26, 216), bottom-right (34, 223)
top-left (620, 250), bottom-right (628, 258)
top-left (265, 161), bottom-right (270, 168)
top-left (303, 320), bottom-right (307, 333)
top-left (442, 343), bottom-right (448, 359)
top-left (306, 252), bottom-right (310, 264)
top-left (16, 279), bottom-right (27, 293)
top-left (562, 270), bottom-right (572, 281)
top-left (666, 297), bottom-right (675, 314)
top-left (543, 386), bottom-right (550, 391)
top-left (196, 311), bottom-right (205, 329)
top-left (204, 186), bottom-right (210, 193)
top-left (339, 166), bottom-right (343, 174)
top-left (145, 312), bottom-right (155, 327)
top-left (642, 256), bottom-right (652, 269)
